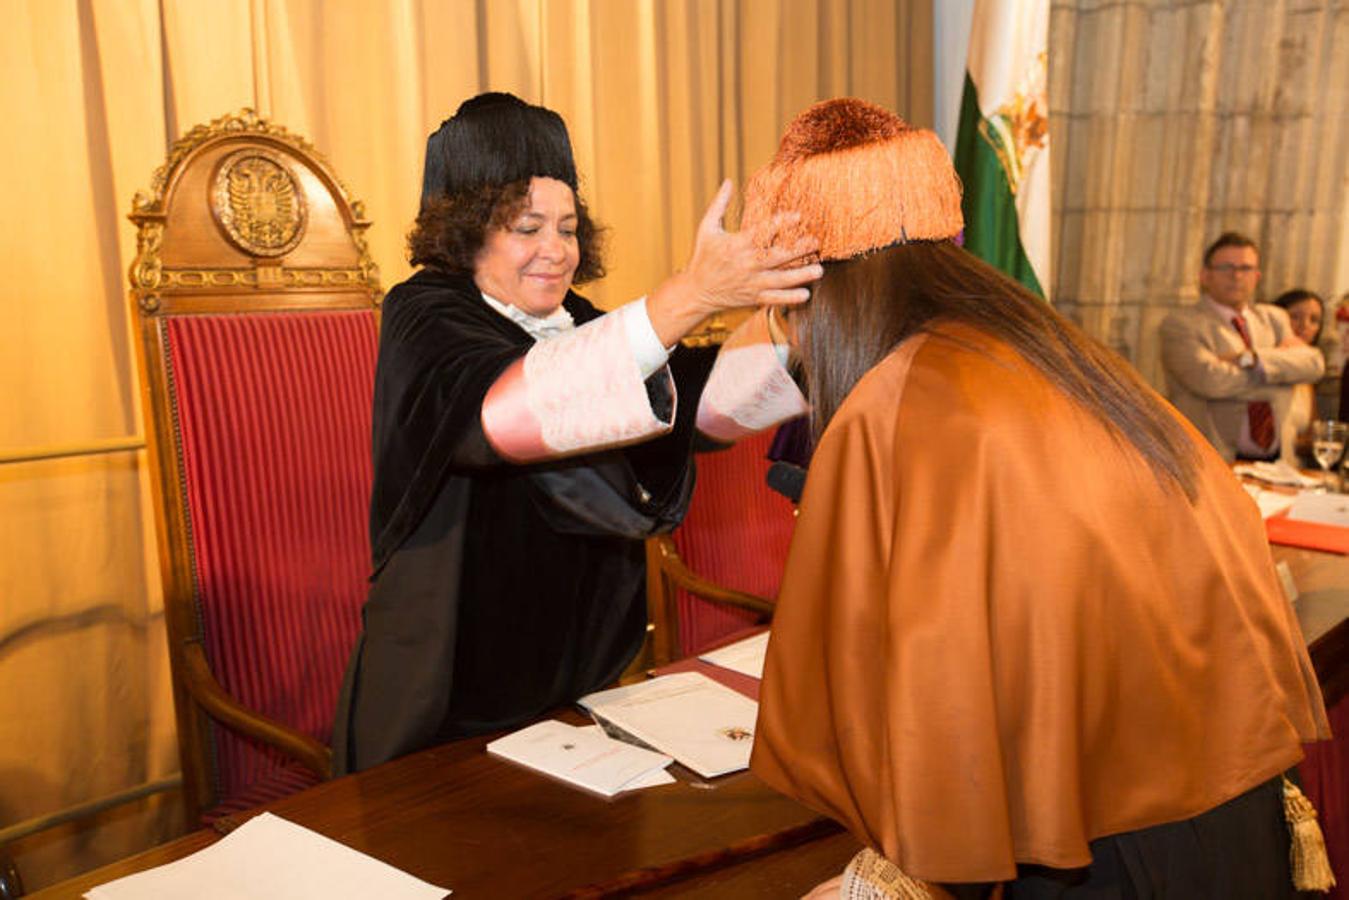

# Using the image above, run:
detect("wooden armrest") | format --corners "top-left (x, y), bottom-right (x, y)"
top-left (181, 642), bottom-right (332, 779)
top-left (648, 535), bottom-right (775, 616)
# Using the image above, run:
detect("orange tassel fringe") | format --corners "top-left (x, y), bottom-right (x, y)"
top-left (741, 98), bottom-right (963, 262)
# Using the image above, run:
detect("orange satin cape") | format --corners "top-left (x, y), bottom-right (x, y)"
top-left (752, 324), bottom-right (1330, 885)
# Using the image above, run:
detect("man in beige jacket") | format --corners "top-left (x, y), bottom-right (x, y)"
top-left (1160, 232), bottom-right (1324, 461)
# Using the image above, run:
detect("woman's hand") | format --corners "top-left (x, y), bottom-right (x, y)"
top-left (685, 179), bottom-right (821, 310)
top-left (647, 180), bottom-right (821, 347)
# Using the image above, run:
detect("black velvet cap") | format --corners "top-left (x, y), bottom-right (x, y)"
top-left (419, 92), bottom-right (579, 208)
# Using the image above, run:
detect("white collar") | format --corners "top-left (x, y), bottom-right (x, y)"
top-left (480, 292), bottom-right (575, 342)
top-left (1202, 293), bottom-right (1249, 323)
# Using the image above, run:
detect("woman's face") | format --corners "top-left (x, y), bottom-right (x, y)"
top-left (1287, 298), bottom-right (1323, 345)
top-left (474, 177), bottom-right (579, 318)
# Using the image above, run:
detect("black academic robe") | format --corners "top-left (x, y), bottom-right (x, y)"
top-left (332, 269), bottom-right (710, 774)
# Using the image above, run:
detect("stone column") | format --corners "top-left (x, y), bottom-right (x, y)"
top-left (1050, 0), bottom-right (1349, 390)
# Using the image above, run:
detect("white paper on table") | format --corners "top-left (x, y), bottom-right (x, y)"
top-left (574, 726), bottom-right (676, 790)
top-left (576, 679), bottom-right (653, 713)
top-left (84, 812), bottom-right (448, 900)
top-left (697, 631), bottom-right (770, 680)
top-left (1234, 461), bottom-right (1322, 489)
top-left (1243, 483), bottom-right (1298, 519)
top-left (1286, 491), bottom-right (1349, 527)
top-left (487, 719), bottom-right (671, 797)
top-left (1276, 560), bottom-right (1299, 603)
top-left (587, 672), bottom-right (759, 778)
top-left (621, 767), bottom-right (677, 789)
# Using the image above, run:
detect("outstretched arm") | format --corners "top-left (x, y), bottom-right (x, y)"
top-left (482, 181), bottom-right (820, 462)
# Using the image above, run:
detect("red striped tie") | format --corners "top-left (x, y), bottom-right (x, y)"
top-left (1230, 315), bottom-right (1275, 450)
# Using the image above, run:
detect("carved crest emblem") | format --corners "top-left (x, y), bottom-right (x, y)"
top-left (210, 148), bottom-right (307, 257)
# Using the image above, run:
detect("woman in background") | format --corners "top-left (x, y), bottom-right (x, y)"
top-left (744, 98), bottom-right (1332, 899)
top-left (1274, 287), bottom-right (1326, 465)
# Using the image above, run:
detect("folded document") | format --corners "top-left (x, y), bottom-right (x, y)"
top-left (697, 630), bottom-right (769, 680)
top-left (85, 812), bottom-right (448, 900)
top-left (486, 719), bottom-right (672, 797)
top-left (582, 672), bottom-right (759, 778)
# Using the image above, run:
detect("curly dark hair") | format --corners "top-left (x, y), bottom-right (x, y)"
top-left (408, 179), bottom-right (605, 284)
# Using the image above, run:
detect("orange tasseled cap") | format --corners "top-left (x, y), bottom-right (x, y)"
top-left (741, 98), bottom-right (963, 261)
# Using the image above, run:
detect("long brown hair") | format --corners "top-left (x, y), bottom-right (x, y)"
top-left (796, 241), bottom-right (1200, 499)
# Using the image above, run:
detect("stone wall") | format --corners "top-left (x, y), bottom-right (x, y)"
top-left (1050, 0), bottom-right (1349, 389)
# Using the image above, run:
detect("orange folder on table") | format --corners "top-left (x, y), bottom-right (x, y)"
top-left (1265, 511), bottom-right (1349, 554)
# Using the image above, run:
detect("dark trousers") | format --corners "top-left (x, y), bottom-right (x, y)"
top-left (940, 776), bottom-right (1307, 900)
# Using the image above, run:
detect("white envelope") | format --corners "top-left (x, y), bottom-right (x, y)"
top-left (587, 672), bottom-right (759, 778)
top-left (487, 719), bottom-right (672, 797)
top-left (574, 726), bottom-right (677, 790)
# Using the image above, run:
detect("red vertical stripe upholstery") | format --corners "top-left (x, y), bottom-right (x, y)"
top-left (672, 431), bottom-right (797, 655)
top-left (1299, 694), bottom-right (1349, 899)
top-left (166, 311), bottom-right (376, 803)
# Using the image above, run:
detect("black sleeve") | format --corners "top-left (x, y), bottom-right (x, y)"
top-left (621, 342), bottom-right (720, 504)
top-left (524, 343), bottom-right (718, 541)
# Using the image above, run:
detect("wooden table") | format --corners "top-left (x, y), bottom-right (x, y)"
top-left (29, 704), bottom-right (858, 899)
top-left (1273, 543), bottom-right (1349, 706)
top-left (30, 547), bottom-right (1349, 899)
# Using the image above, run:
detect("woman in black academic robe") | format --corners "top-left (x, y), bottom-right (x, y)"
top-left (333, 92), bottom-right (817, 773)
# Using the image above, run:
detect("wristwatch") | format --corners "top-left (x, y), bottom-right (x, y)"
top-left (1238, 349), bottom-right (1256, 369)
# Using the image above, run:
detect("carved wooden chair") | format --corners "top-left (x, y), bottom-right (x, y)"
top-left (128, 110), bottom-right (381, 822)
top-left (641, 429), bottom-right (798, 667)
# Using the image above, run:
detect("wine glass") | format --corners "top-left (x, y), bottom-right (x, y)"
top-left (1311, 419), bottom-right (1347, 491)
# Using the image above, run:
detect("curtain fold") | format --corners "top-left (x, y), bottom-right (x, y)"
top-left (1, 1), bottom-right (176, 884)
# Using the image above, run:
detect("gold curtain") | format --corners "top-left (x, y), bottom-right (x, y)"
top-left (0, 0), bottom-right (931, 889)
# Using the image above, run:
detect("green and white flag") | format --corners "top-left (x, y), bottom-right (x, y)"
top-left (953, 0), bottom-right (1051, 298)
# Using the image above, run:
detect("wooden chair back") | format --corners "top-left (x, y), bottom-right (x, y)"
top-left (641, 430), bottom-right (797, 667)
top-left (127, 110), bottom-right (381, 820)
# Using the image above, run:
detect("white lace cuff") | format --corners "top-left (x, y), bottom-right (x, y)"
top-left (840, 849), bottom-right (934, 900)
top-left (481, 311), bottom-right (676, 461)
top-left (695, 341), bottom-right (809, 442)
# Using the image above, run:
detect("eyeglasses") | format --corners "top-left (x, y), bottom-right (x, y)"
top-left (1206, 263), bottom-right (1259, 275)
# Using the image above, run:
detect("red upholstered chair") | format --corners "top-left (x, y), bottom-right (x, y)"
top-left (643, 429), bottom-right (798, 665)
top-left (1299, 695), bottom-right (1349, 899)
top-left (127, 110), bottom-right (382, 822)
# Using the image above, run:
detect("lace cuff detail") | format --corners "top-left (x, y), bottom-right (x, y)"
top-left (481, 312), bottom-right (676, 462)
top-left (840, 849), bottom-right (935, 900)
top-left (695, 341), bottom-right (809, 442)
